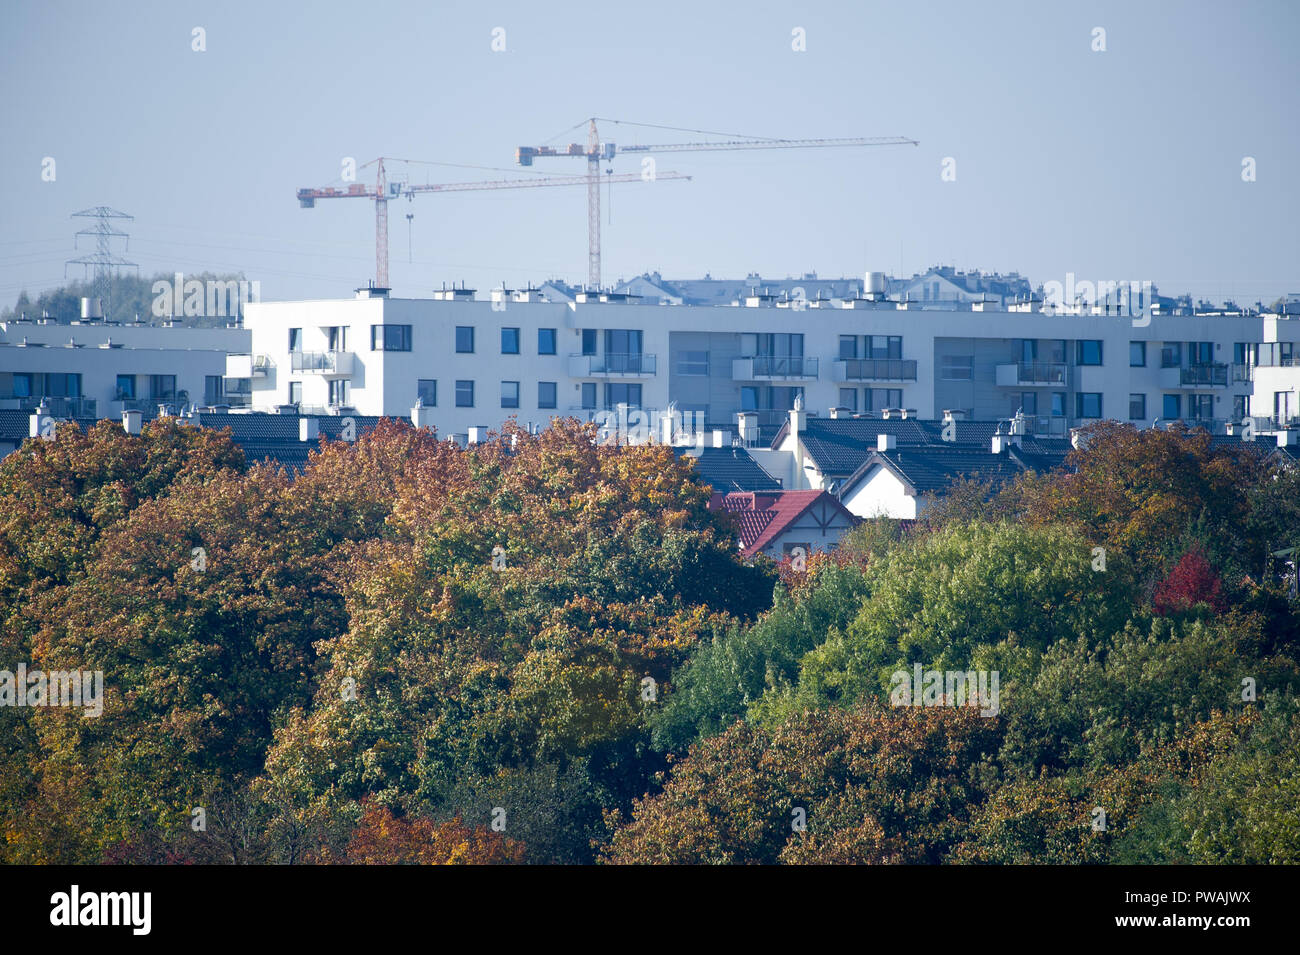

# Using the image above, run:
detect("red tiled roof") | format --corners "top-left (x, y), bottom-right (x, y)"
top-left (708, 489), bottom-right (850, 557)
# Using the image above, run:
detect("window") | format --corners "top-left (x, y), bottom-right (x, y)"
top-left (1130, 341), bottom-right (1146, 367)
top-left (1190, 341), bottom-right (1214, 365)
top-left (869, 335), bottom-right (903, 360)
top-left (370, 324), bottom-right (412, 351)
top-left (1075, 340), bottom-right (1103, 366)
top-left (1129, 394), bottom-right (1146, 420)
top-left (455, 326), bottom-right (474, 353)
top-left (289, 328), bottom-right (301, 352)
top-left (288, 381), bottom-right (302, 405)
top-left (538, 328), bottom-right (557, 355)
top-left (501, 381), bottom-right (520, 408)
top-left (115, 374), bottom-right (136, 399)
top-left (1163, 394), bottom-right (1181, 419)
top-left (1233, 394), bottom-right (1250, 420)
top-left (13, 372), bottom-right (33, 398)
top-left (1050, 392), bottom-right (1066, 417)
top-left (538, 381), bottom-right (557, 409)
top-left (1188, 394), bottom-right (1214, 420)
top-left (327, 326), bottom-right (348, 351)
top-left (580, 382), bottom-right (596, 409)
top-left (328, 380), bottom-right (350, 406)
top-left (677, 350), bottom-right (709, 375)
top-left (417, 379), bottom-right (437, 406)
top-left (866, 388), bottom-right (903, 411)
top-left (455, 380), bottom-right (475, 407)
top-left (1076, 393), bottom-right (1103, 418)
top-left (1161, 342), bottom-right (1182, 368)
top-left (205, 376), bottom-right (223, 405)
top-left (1017, 392), bottom-right (1038, 415)
top-left (838, 388), bottom-right (858, 412)
top-left (838, 335), bottom-right (858, 361)
top-left (501, 327), bottom-right (520, 354)
top-left (940, 356), bottom-right (973, 380)
top-left (1233, 342), bottom-right (1253, 366)
top-left (149, 374), bottom-right (176, 399)
top-left (581, 329), bottom-right (597, 356)
top-left (1017, 339), bottom-right (1038, 363)
top-left (604, 383), bottom-right (642, 409)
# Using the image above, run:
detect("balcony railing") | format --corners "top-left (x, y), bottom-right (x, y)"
top-left (291, 350), bottom-right (354, 376)
top-left (1258, 354), bottom-right (1299, 368)
top-left (835, 358), bottom-right (917, 381)
top-left (733, 356), bottom-right (819, 380)
top-left (0, 395), bottom-right (98, 417)
top-left (568, 353), bottom-right (657, 376)
top-left (1232, 363), bottom-right (1254, 383)
top-left (1181, 363), bottom-right (1229, 387)
top-left (1017, 361), bottom-right (1067, 385)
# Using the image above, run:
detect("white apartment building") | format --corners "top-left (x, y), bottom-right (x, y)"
top-left (235, 282), bottom-right (1300, 442)
top-left (0, 315), bottom-right (249, 419)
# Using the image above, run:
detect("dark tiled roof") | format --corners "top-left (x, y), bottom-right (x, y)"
top-left (847, 447), bottom-right (1024, 497)
top-left (675, 445), bottom-right (782, 492)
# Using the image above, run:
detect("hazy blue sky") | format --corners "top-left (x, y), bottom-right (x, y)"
top-left (2, 0), bottom-right (1297, 305)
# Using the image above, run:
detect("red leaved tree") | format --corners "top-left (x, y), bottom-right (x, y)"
top-left (1153, 546), bottom-right (1225, 615)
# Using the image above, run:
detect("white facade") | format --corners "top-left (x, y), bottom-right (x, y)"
top-left (0, 318), bottom-right (248, 419)
top-left (228, 285), bottom-right (1300, 441)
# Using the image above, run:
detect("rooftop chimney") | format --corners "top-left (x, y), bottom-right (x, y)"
top-left (877, 433), bottom-right (896, 451)
top-left (411, 399), bottom-right (436, 429)
top-left (467, 426), bottom-right (489, 445)
top-left (299, 417), bottom-right (319, 442)
top-left (122, 409), bottom-right (142, 436)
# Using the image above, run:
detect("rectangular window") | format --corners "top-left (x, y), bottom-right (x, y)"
top-left (1017, 339), bottom-right (1038, 364)
top-left (288, 381), bottom-right (302, 405)
top-left (1076, 340), bottom-right (1103, 366)
top-left (677, 350), bottom-right (709, 375)
top-left (581, 329), bottom-right (597, 356)
top-left (1233, 394), bottom-right (1250, 420)
top-left (1190, 341), bottom-right (1214, 365)
top-left (538, 381), bottom-right (557, 409)
top-left (580, 382), bottom-right (596, 409)
top-left (13, 372), bottom-right (34, 398)
top-left (1017, 391), bottom-right (1038, 415)
top-left (838, 388), bottom-right (858, 412)
top-left (150, 374), bottom-right (176, 399)
top-left (1161, 342), bottom-right (1182, 368)
top-left (289, 328), bottom-right (301, 352)
top-left (1130, 393), bottom-right (1146, 420)
top-left (371, 325), bottom-right (412, 351)
top-left (867, 388), bottom-right (903, 411)
top-left (741, 386), bottom-right (760, 411)
top-left (1130, 341), bottom-right (1146, 367)
top-left (538, 328), bottom-right (557, 355)
top-left (455, 326), bottom-right (474, 354)
top-left (44, 373), bottom-right (82, 397)
top-left (940, 356), bottom-right (973, 380)
top-left (501, 327), bottom-right (520, 354)
top-left (501, 380), bottom-right (520, 409)
top-left (1050, 392), bottom-right (1066, 417)
top-left (1188, 394), bottom-right (1214, 420)
top-left (1163, 394), bottom-right (1181, 419)
top-left (838, 335), bottom-right (859, 361)
top-left (604, 383), bottom-right (642, 409)
top-left (327, 326), bottom-right (348, 351)
top-left (1233, 342), bottom-right (1252, 366)
top-left (1076, 392), bottom-right (1103, 418)
top-left (205, 375), bottom-right (223, 405)
top-left (417, 379), bottom-right (437, 406)
top-left (455, 380), bottom-right (475, 407)
top-left (328, 380), bottom-right (350, 406)
top-left (115, 374), bottom-right (135, 399)
top-left (869, 335), bottom-right (902, 360)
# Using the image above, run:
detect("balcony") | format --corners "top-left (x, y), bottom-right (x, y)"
top-left (1159, 363), bottom-right (1229, 389)
top-left (1180, 363), bottom-right (1229, 387)
top-left (0, 395), bottom-right (98, 417)
top-left (1232, 363), bottom-right (1254, 383)
top-left (732, 356), bottom-right (819, 381)
top-left (566, 353), bottom-right (657, 377)
top-left (995, 361), bottom-right (1068, 387)
top-left (832, 358), bottom-right (917, 382)
top-left (291, 350), bottom-right (354, 377)
top-left (225, 354), bottom-right (272, 378)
